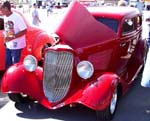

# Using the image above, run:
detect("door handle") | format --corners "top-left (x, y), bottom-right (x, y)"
top-left (120, 42), bottom-right (127, 47)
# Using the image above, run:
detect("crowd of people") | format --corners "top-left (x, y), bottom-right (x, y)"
top-left (117, 0), bottom-right (145, 11)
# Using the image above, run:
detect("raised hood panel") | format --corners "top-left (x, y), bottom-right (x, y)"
top-left (55, 1), bottom-right (118, 50)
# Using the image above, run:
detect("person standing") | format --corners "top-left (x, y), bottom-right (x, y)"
top-left (32, 3), bottom-right (41, 26)
top-left (135, 0), bottom-right (145, 13)
top-left (46, 4), bottom-right (53, 17)
top-left (1, 1), bottom-right (27, 69)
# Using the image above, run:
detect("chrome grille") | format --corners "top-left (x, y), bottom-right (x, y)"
top-left (43, 50), bottom-right (73, 103)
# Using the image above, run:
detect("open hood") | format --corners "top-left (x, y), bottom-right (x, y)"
top-left (55, 1), bottom-right (118, 49)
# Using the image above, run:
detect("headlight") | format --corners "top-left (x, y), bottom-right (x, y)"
top-left (77, 61), bottom-right (94, 79)
top-left (23, 55), bottom-right (37, 72)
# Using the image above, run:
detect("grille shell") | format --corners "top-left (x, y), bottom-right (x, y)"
top-left (43, 50), bottom-right (73, 103)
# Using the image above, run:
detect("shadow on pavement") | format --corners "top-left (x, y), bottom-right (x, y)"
top-left (15, 102), bottom-right (96, 121)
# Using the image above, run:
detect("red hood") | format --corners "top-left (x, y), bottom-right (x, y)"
top-left (55, 1), bottom-right (118, 50)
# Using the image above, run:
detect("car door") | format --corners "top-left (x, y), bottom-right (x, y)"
top-left (118, 17), bottom-right (140, 82)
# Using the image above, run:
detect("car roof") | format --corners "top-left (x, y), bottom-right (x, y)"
top-left (87, 6), bottom-right (141, 20)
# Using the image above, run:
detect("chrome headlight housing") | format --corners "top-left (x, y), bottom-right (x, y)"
top-left (23, 55), bottom-right (37, 72)
top-left (77, 61), bottom-right (94, 79)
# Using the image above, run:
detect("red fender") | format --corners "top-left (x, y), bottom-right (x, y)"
top-left (32, 33), bottom-right (55, 60)
top-left (20, 31), bottom-right (54, 62)
top-left (1, 63), bottom-right (50, 106)
top-left (72, 73), bottom-right (119, 111)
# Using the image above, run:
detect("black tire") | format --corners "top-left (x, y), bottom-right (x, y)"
top-left (8, 93), bottom-right (30, 103)
top-left (96, 88), bottom-right (118, 121)
top-left (38, 43), bottom-right (51, 66)
top-left (41, 43), bottom-right (51, 58)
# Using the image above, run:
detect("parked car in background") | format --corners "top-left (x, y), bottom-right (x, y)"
top-left (0, 9), bottom-right (55, 71)
top-left (1, 1), bottom-right (148, 121)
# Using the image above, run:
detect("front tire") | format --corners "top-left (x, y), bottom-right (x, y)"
top-left (8, 93), bottom-right (30, 103)
top-left (96, 87), bottom-right (118, 121)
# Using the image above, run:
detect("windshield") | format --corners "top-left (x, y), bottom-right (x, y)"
top-left (95, 17), bottom-right (119, 33)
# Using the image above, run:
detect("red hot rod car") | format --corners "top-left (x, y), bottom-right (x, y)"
top-left (0, 10), bottom-right (55, 71)
top-left (1, 1), bottom-right (148, 121)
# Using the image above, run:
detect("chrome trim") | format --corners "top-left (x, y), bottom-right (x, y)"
top-left (43, 50), bottom-right (73, 103)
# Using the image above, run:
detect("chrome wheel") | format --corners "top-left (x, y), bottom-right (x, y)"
top-left (110, 88), bottom-right (118, 114)
top-left (96, 87), bottom-right (119, 121)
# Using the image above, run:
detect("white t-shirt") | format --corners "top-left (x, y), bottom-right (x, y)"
top-left (4, 12), bottom-right (27, 49)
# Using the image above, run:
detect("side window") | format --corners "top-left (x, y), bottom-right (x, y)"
top-left (0, 18), bottom-right (4, 30)
top-left (95, 17), bottom-right (119, 33)
top-left (122, 18), bottom-right (135, 34)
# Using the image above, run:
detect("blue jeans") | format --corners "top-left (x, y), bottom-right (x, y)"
top-left (6, 48), bottom-right (22, 69)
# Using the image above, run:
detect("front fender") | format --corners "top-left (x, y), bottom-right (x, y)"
top-left (74, 73), bottom-right (119, 111)
top-left (1, 63), bottom-right (46, 102)
top-left (21, 32), bottom-right (55, 61)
